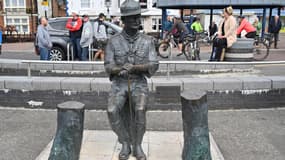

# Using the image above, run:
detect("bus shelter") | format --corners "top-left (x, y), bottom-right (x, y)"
top-left (155, 0), bottom-right (285, 37)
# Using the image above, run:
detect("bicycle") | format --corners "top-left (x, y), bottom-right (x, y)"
top-left (182, 31), bottom-right (210, 60)
top-left (157, 34), bottom-right (179, 59)
top-left (157, 31), bottom-right (207, 60)
top-left (253, 33), bottom-right (274, 61)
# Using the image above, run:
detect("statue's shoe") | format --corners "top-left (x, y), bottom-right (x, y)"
top-left (119, 143), bottom-right (131, 160)
top-left (133, 145), bottom-right (146, 160)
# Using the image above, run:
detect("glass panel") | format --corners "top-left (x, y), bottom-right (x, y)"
top-left (22, 25), bottom-right (28, 33)
top-left (18, 0), bottom-right (25, 7)
top-left (49, 20), bottom-right (68, 31)
top-left (139, 0), bottom-right (147, 9)
top-left (11, 0), bottom-right (17, 6)
top-left (7, 18), bottom-right (13, 24)
top-left (5, 0), bottom-right (10, 7)
top-left (21, 18), bottom-right (27, 23)
top-left (152, 18), bottom-right (157, 31)
top-left (159, 18), bottom-right (162, 30)
top-left (81, 0), bottom-right (91, 8)
top-left (15, 25), bottom-right (21, 32)
top-left (14, 18), bottom-right (20, 24)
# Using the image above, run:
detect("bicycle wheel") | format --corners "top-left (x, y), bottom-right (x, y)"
top-left (194, 49), bottom-right (201, 60)
top-left (182, 42), bottom-right (194, 61)
top-left (158, 41), bottom-right (170, 58)
top-left (253, 39), bottom-right (270, 61)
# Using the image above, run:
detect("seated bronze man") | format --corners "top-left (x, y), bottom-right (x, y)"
top-left (104, 0), bottom-right (159, 160)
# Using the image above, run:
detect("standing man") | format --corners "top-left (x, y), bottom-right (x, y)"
top-left (80, 13), bottom-right (93, 61)
top-left (94, 13), bottom-right (107, 61)
top-left (36, 17), bottom-right (52, 60)
top-left (104, 0), bottom-right (159, 159)
top-left (66, 10), bottom-right (82, 60)
top-left (269, 15), bottom-right (282, 49)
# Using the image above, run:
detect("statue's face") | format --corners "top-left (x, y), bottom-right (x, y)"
top-left (122, 14), bottom-right (141, 30)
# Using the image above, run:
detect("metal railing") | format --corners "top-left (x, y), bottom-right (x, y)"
top-left (66, 42), bottom-right (74, 61)
top-left (67, 43), bottom-right (98, 61)
top-left (21, 60), bottom-right (285, 79)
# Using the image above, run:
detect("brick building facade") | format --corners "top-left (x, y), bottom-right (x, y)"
top-left (0, 0), bottom-right (38, 34)
top-left (51, 0), bottom-right (66, 17)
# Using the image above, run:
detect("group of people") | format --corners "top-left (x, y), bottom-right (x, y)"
top-left (163, 14), bottom-right (217, 56)
top-left (162, 6), bottom-right (283, 62)
top-left (36, 11), bottom-right (108, 61)
top-left (66, 11), bottom-right (107, 61)
top-left (210, 7), bottom-right (282, 61)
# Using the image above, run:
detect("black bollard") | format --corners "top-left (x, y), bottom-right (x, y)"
top-left (181, 91), bottom-right (211, 160)
top-left (48, 101), bottom-right (85, 160)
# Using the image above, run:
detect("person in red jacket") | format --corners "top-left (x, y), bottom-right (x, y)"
top-left (237, 16), bottom-right (256, 39)
top-left (66, 10), bottom-right (83, 60)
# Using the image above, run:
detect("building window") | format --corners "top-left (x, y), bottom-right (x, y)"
top-left (5, 16), bottom-right (29, 33)
top-left (81, 0), bottom-right (91, 9)
top-left (140, 18), bottom-right (144, 31)
top-left (152, 18), bottom-right (162, 32)
top-left (4, 0), bottom-right (25, 8)
top-left (139, 0), bottom-right (147, 9)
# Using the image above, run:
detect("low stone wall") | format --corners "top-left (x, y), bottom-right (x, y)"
top-left (0, 76), bottom-right (285, 110)
top-left (0, 59), bottom-right (254, 77)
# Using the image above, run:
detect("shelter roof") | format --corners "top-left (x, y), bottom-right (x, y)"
top-left (156, 0), bottom-right (285, 9)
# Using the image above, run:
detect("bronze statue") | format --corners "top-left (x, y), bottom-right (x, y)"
top-left (104, 0), bottom-right (159, 159)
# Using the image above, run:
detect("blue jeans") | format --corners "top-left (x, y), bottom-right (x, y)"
top-left (39, 47), bottom-right (50, 60)
top-left (81, 47), bottom-right (89, 61)
top-left (71, 37), bottom-right (82, 60)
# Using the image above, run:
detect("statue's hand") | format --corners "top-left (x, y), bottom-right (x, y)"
top-left (118, 70), bottom-right (129, 77)
top-left (122, 63), bottom-right (134, 72)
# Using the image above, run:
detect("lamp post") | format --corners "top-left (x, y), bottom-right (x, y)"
top-left (105, 0), bottom-right (112, 19)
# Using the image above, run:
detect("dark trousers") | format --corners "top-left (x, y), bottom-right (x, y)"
top-left (210, 38), bottom-right (227, 61)
top-left (273, 33), bottom-right (279, 48)
top-left (81, 47), bottom-right (89, 61)
top-left (71, 37), bottom-right (82, 60)
top-left (39, 47), bottom-right (50, 60)
top-left (0, 45), bottom-right (2, 55)
top-left (245, 31), bottom-right (256, 39)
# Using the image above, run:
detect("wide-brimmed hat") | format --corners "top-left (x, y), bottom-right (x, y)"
top-left (120, 0), bottom-right (141, 17)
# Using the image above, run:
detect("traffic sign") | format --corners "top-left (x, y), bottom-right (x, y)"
top-left (41, 0), bottom-right (49, 6)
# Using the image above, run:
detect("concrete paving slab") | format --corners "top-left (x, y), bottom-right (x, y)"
top-left (4, 76), bottom-right (33, 90)
top-left (238, 77), bottom-right (272, 90)
top-left (212, 78), bottom-right (243, 91)
top-left (91, 78), bottom-right (111, 92)
top-left (182, 78), bottom-right (213, 91)
top-left (31, 77), bottom-right (65, 91)
top-left (53, 64), bottom-right (73, 70)
top-left (270, 76), bottom-right (285, 89)
top-left (36, 130), bottom-right (223, 160)
top-left (61, 78), bottom-right (93, 92)
top-left (0, 78), bottom-right (4, 89)
top-left (73, 64), bottom-right (93, 71)
top-left (152, 78), bottom-right (183, 91)
top-left (35, 64), bottom-right (54, 71)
